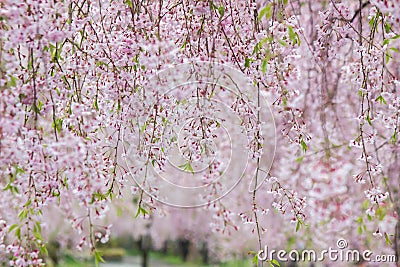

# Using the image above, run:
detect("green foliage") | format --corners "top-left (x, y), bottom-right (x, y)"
top-left (375, 94), bottom-right (387, 105)
top-left (52, 118), bottom-right (63, 133)
top-left (287, 26), bottom-right (301, 46)
top-left (295, 156), bottom-right (304, 162)
top-left (300, 139), bottom-right (308, 153)
top-left (261, 57), bottom-right (268, 73)
top-left (244, 57), bottom-right (252, 68)
top-left (49, 43), bottom-right (63, 62)
top-left (8, 224), bottom-right (21, 239)
top-left (366, 114), bottom-right (372, 126)
top-left (32, 100), bottom-right (42, 115)
top-left (218, 5), bottom-right (225, 17)
top-left (375, 206), bottom-right (387, 221)
top-left (94, 249), bottom-right (105, 267)
top-left (258, 4), bottom-right (273, 21)
top-left (355, 216), bottom-right (367, 234)
top-left (6, 76), bottom-right (18, 87)
top-left (3, 165), bottom-right (24, 194)
top-left (178, 161), bottom-right (194, 174)
top-left (135, 204), bottom-right (149, 218)
top-left (91, 188), bottom-right (114, 203)
top-left (124, 0), bottom-right (133, 8)
top-left (277, 39), bottom-right (288, 47)
top-left (385, 232), bottom-right (393, 245)
top-left (390, 131), bottom-right (397, 145)
top-left (295, 219), bottom-right (303, 232)
top-left (270, 258), bottom-right (280, 266)
top-left (209, 2), bottom-right (225, 17)
top-left (251, 254), bottom-right (258, 265)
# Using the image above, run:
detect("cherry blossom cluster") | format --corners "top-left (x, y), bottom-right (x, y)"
top-left (0, 0), bottom-right (399, 265)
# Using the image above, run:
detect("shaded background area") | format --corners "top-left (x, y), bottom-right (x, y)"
top-left (47, 235), bottom-right (253, 267)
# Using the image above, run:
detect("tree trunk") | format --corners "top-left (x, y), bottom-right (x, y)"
top-left (200, 241), bottom-right (209, 264)
top-left (142, 250), bottom-right (148, 267)
top-left (395, 210), bottom-right (400, 267)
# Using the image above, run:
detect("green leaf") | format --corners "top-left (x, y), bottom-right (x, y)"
top-left (34, 221), bottom-right (42, 233)
top-left (23, 199), bottom-right (32, 207)
top-left (178, 162), bottom-right (194, 174)
top-left (8, 224), bottom-right (19, 233)
top-left (261, 58), bottom-right (268, 74)
top-left (94, 250), bottom-right (105, 267)
top-left (15, 227), bottom-right (21, 239)
top-left (369, 17), bottom-right (375, 29)
top-left (375, 95), bottom-right (387, 105)
top-left (244, 57), bottom-right (251, 68)
top-left (7, 76), bottom-right (17, 87)
top-left (180, 40), bottom-right (187, 50)
top-left (135, 205), bottom-right (149, 218)
top-left (385, 22), bottom-right (391, 33)
top-left (37, 100), bottom-right (44, 111)
top-left (15, 165), bottom-right (25, 175)
top-left (251, 254), bottom-right (259, 265)
top-left (271, 259), bottom-right (280, 266)
top-left (385, 232), bottom-right (393, 245)
top-left (300, 139), bottom-right (307, 153)
top-left (278, 39), bottom-right (288, 47)
top-left (252, 42), bottom-right (260, 55)
top-left (282, 97), bottom-right (287, 107)
top-left (39, 245), bottom-right (48, 256)
top-left (96, 61), bottom-right (107, 67)
top-left (33, 230), bottom-right (43, 241)
top-left (210, 1), bottom-right (218, 11)
top-left (141, 121), bottom-right (147, 133)
top-left (258, 4), bottom-right (273, 20)
top-left (218, 5), bottom-right (224, 17)
top-left (49, 43), bottom-right (63, 61)
top-left (288, 26), bottom-right (295, 42)
top-left (288, 26), bottom-right (301, 46)
top-left (385, 51), bottom-right (391, 63)
top-left (93, 98), bottom-right (99, 110)
top-left (376, 206), bottom-right (387, 221)
top-left (390, 131), bottom-right (397, 144)
top-left (18, 209), bottom-right (28, 220)
top-left (248, 250), bottom-right (256, 255)
top-left (383, 39), bottom-right (390, 46)
top-left (366, 114), bottom-right (372, 126)
top-left (296, 220), bottom-right (301, 232)
top-left (52, 118), bottom-right (63, 133)
top-left (124, 0), bottom-right (133, 8)
top-left (361, 200), bottom-right (369, 209)
top-left (49, 44), bottom-right (56, 59)
top-left (116, 206), bottom-right (123, 217)
top-left (32, 102), bottom-right (41, 115)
